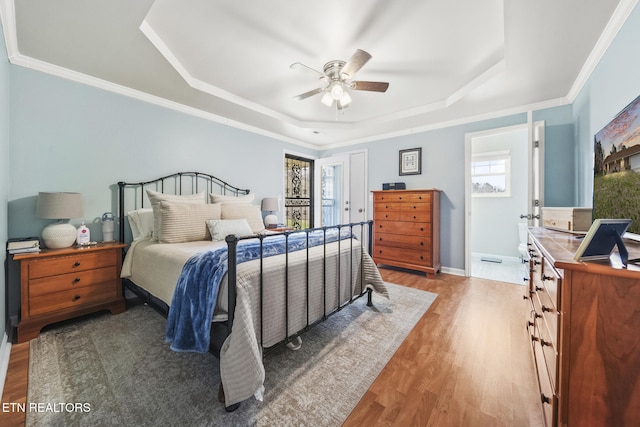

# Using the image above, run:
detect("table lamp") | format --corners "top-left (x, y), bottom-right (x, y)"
top-left (36, 192), bottom-right (84, 248)
top-left (261, 197), bottom-right (279, 228)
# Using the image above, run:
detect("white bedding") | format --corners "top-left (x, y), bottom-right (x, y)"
top-left (121, 234), bottom-right (387, 406)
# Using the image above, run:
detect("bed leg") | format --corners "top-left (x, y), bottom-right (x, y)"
top-left (218, 383), bottom-right (241, 412)
top-left (367, 288), bottom-right (373, 307)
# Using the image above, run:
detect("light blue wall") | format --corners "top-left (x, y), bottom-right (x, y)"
top-left (7, 67), bottom-right (318, 241)
top-left (573, 3), bottom-right (640, 206)
top-left (1, 20), bottom-right (9, 339)
top-left (2, 2), bottom-right (640, 336)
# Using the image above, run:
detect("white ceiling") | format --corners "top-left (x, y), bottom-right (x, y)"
top-left (1, 0), bottom-right (635, 149)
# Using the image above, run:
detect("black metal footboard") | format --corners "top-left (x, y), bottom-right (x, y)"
top-left (219, 221), bottom-right (374, 355)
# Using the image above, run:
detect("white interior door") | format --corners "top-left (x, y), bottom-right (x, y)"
top-left (314, 154), bottom-right (350, 227)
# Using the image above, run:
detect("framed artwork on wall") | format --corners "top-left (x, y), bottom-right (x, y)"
top-left (399, 147), bottom-right (422, 176)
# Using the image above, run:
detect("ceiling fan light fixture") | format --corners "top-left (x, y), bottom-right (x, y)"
top-left (339, 91), bottom-right (352, 107)
top-left (321, 92), bottom-right (334, 107)
top-left (330, 82), bottom-right (344, 100)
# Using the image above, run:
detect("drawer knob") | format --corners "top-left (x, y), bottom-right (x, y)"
top-left (72, 278), bottom-right (81, 284)
top-left (540, 339), bottom-right (551, 347)
top-left (534, 260), bottom-right (541, 265)
top-left (413, 215), bottom-right (417, 219)
top-left (420, 228), bottom-right (424, 231)
top-left (542, 274), bottom-right (553, 281)
top-left (73, 262), bottom-right (81, 268)
top-left (535, 286), bottom-right (543, 292)
top-left (541, 305), bottom-right (553, 313)
top-left (73, 295), bottom-right (81, 302)
top-left (541, 394), bottom-right (551, 405)
top-left (420, 242), bottom-right (424, 246)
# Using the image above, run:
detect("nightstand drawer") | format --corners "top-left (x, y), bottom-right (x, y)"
top-left (29, 266), bottom-right (117, 297)
top-left (29, 284), bottom-right (118, 317)
top-left (29, 251), bottom-right (116, 278)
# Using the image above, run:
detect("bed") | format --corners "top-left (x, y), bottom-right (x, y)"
top-left (117, 172), bottom-right (388, 410)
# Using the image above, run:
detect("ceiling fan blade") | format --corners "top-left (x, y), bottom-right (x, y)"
top-left (350, 81), bottom-right (389, 92)
top-left (293, 87), bottom-right (325, 100)
top-left (340, 49), bottom-right (372, 79)
top-left (290, 62), bottom-right (326, 80)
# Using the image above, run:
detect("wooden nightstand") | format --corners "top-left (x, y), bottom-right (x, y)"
top-left (14, 242), bottom-right (127, 342)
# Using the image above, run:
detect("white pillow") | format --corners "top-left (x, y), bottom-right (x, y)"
top-left (209, 193), bottom-right (255, 205)
top-left (127, 208), bottom-right (154, 241)
top-left (221, 204), bottom-right (265, 233)
top-left (147, 189), bottom-right (205, 240)
top-left (206, 219), bottom-right (254, 241)
top-left (158, 201), bottom-right (221, 243)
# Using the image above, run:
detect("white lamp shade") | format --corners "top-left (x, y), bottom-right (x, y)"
top-left (37, 192), bottom-right (83, 219)
top-left (261, 198), bottom-right (279, 212)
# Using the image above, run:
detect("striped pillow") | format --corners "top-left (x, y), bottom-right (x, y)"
top-left (147, 189), bottom-right (205, 240)
top-left (220, 204), bottom-right (265, 233)
top-left (157, 201), bottom-right (221, 243)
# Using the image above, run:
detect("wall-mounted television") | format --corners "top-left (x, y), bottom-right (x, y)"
top-left (593, 93), bottom-right (640, 236)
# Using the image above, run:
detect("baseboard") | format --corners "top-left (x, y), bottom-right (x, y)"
top-left (0, 333), bottom-right (11, 400)
top-left (441, 266), bottom-right (465, 276)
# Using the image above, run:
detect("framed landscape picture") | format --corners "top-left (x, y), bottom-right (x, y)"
top-left (399, 148), bottom-right (422, 176)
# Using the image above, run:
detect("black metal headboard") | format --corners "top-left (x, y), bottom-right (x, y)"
top-left (117, 171), bottom-right (250, 243)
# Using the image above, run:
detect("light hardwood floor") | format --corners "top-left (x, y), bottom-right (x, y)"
top-left (1, 269), bottom-right (543, 426)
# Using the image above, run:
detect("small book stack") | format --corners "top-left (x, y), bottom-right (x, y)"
top-left (7, 239), bottom-right (41, 254)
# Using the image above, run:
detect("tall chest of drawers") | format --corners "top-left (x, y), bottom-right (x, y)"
top-left (14, 242), bottom-right (127, 342)
top-left (371, 189), bottom-right (440, 276)
top-left (525, 227), bottom-right (640, 426)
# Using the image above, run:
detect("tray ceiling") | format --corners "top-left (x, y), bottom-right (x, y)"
top-left (2, 0), bottom-right (633, 148)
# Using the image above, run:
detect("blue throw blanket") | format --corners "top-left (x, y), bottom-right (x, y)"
top-left (166, 228), bottom-right (354, 353)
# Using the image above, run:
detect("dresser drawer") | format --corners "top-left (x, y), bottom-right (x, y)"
top-left (399, 206), bottom-right (432, 222)
top-left (375, 220), bottom-right (431, 236)
top-left (532, 327), bottom-right (557, 427)
top-left (29, 266), bottom-right (117, 297)
top-left (28, 251), bottom-right (116, 279)
top-left (374, 233), bottom-right (431, 250)
top-left (541, 258), bottom-right (561, 310)
top-left (374, 246), bottom-right (431, 266)
top-left (29, 283), bottom-right (118, 317)
top-left (374, 208), bottom-right (401, 221)
top-left (374, 192), bottom-right (432, 203)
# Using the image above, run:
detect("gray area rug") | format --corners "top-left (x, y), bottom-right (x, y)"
top-left (27, 283), bottom-right (436, 426)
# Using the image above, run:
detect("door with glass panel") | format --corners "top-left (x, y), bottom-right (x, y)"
top-left (284, 154), bottom-right (314, 229)
top-left (314, 155), bottom-right (350, 227)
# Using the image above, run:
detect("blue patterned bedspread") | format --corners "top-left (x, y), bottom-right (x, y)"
top-left (165, 228), bottom-right (353, 353)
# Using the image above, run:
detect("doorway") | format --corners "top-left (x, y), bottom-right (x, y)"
top-left (464, 121), bottom-right (544, 284)
top-left (314, 150), bottom-right (368, 228)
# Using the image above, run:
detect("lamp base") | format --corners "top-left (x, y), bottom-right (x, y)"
top-left (264, 214), bottom-right (278, 228)
top-left (42, 222), bottom-right (77, 249)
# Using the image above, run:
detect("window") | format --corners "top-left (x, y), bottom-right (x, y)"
top-left (471, 151), bottom-right (511, 197)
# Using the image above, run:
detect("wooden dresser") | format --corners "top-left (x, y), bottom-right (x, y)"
top-left (371, 189), bottom-right (440, 276)
top-left (14, 242), bottom-right (127, 342)
top-left (525, 227), bottom-right (640, 426)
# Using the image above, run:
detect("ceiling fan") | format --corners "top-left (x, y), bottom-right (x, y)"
top-left (290, 49), bottom-right (389, 110)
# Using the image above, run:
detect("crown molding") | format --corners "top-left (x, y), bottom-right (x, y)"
top-left (567, 0), bottom-right (639, 102)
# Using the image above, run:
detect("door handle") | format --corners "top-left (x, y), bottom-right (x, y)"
top-left (520, 214), bottom-right (540, 220)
